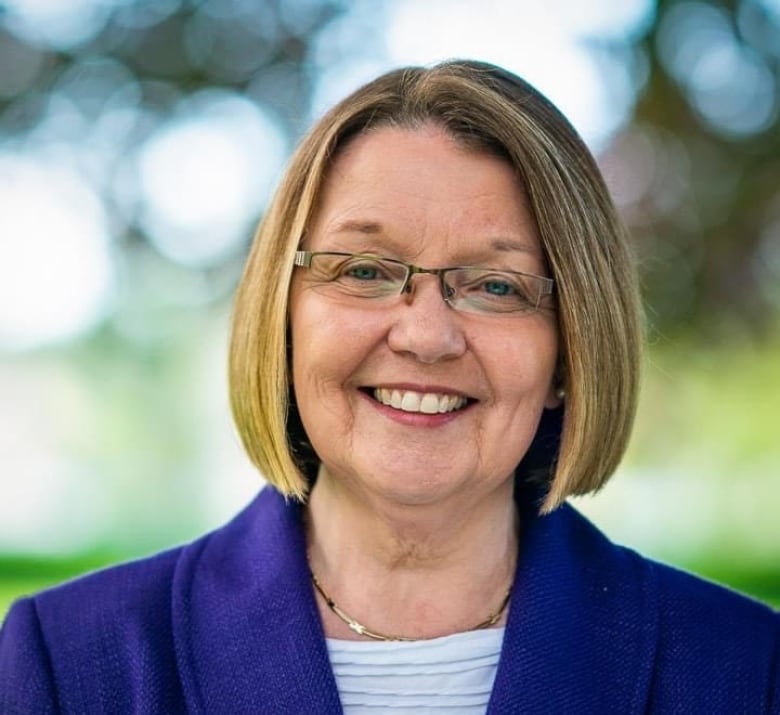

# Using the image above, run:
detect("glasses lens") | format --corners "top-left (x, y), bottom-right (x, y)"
top-left (311, 254), bottom-right (407, 297)
top-left (444, 268), bottom-right (543, 314)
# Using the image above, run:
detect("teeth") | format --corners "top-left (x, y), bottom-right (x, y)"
top-left (373, 388), bottom-right (467, 414)
top-left (419, 394), bottom-right (439, 414)
top-left (401, 391), bottom-right (420, 412)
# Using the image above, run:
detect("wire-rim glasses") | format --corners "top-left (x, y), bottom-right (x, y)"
top-left (294, 251), bottom-right (554, 316)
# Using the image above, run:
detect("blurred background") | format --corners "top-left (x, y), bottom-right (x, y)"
top-left (1, 0), bottom-right (779, 617)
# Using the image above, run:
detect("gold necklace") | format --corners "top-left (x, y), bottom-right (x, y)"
top-left (310, 569), bottom-right (512, 642)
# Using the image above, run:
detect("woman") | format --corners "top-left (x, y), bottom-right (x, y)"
top-left (1, 60), bottom-right (778, 714)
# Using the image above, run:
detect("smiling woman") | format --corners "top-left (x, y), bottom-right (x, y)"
top-left (1, 59), bottom-right (778, 714)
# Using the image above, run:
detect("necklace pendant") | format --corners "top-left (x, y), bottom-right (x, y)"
top-left (349, 621), bottom-right (366, 636)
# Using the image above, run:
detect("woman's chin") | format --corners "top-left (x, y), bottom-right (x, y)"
top-left (354, 470), bottom-right (482, 512)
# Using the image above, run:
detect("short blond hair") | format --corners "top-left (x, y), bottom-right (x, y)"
top-left (229, 60), bottom-right (642, 513)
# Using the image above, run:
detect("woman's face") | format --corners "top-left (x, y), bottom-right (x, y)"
top-left (289, 125), bottom-right (560, 510)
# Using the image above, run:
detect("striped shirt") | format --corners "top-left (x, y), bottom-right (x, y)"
top-left (325, 627), bottom-right (504, 713)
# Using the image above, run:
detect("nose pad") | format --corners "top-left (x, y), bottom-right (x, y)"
top-left (440, 276), bottom-right (456, 303)
top-left (401, 269), bottom-right (448, 303)
top-left (399, 272), bottom-right (418, 300)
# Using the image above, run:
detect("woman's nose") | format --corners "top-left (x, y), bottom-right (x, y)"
top-left (386, 275), bottom-right (466, 363)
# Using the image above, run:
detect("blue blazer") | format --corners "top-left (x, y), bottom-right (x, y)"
top-left (1, 486), bottom-right (778, 714)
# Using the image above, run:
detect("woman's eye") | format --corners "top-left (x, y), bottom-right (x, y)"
top-left (482, 279), bottom-right (515, 297)
top-left (344, 262), bottom-right (381, 281)
top-left (476, 277), bottom-right (528, 300)
top-left (462, 273), bottom-right (535, 308)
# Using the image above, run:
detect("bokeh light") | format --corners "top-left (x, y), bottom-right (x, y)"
top-left (0, 0), bottom-right (779, 613)
top-left (136, 91), bottom-right (286, 267)
top-left (658, 1), bottom-right (778, 137)
top-left (3, 0), bottom-right (115, 50)
top-left (380, 0), bottom-right (655, 150)
top-left (0, 154), bottom-right (114, 351)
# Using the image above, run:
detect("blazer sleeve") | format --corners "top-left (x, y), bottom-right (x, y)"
top-left (0, 598), bottom-right (59, 714)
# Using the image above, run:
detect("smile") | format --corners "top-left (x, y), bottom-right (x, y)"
top-left (372, 388), bottom-right (469, 414)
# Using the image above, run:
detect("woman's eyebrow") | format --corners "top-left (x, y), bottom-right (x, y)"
top-left (490, 238), bottom-right (538, 254)
top-left (324, 221), bottom-right (540, 260)
top-left (329, 219), bottom-right (384, 235)
top-left (330, 224), bottom-right (536, 249)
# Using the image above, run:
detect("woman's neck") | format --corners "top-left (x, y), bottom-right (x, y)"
top-left (305, 470), bottom-right (519, 641)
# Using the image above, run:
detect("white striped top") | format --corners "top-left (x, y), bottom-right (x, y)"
top-left (325, 627), bottom-right (505, 714)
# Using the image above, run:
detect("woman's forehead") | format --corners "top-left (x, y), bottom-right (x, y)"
top-left (307, 126), bottom-right (541, 259)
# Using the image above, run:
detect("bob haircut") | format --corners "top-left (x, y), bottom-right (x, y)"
top-left (229, 59), bottom-right (642, 513)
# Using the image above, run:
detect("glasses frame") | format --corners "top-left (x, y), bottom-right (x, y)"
top-left (293, 250), bottom-right (555, 315)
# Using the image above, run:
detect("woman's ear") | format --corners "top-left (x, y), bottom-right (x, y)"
top-left (546, 360), bottom-right (566, 409)
top-left (545, 384), bottom-right (565, 409)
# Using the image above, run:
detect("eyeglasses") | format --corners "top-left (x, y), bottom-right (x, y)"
top-left (293, 251), bottom-right (554, 316)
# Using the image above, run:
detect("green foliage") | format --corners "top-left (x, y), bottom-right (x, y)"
top-left (634, 331), bottom-right (780, 471)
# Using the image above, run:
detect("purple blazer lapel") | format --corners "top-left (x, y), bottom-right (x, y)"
top-left (172, 487), bottom-right (343, 714)
top-left (488, 502), bottom-right (657, 714)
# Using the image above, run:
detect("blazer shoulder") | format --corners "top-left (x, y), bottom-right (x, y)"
top-left (29, 489), bottom-right (269, 633)
top-left (34, 543), bottom-right (184, 626)
top-left (560, 504), bottom-right (778, 632)
top-left (617, 540), bottom-right (779, 711)
top-left (0, 488), bottom-right (294, 713)
top-left (557, 505), bottom-right (779, 711)
top-left (647, 554), bottom-right (780, 655)
top-left (2, 545), bottom-right (193, 713)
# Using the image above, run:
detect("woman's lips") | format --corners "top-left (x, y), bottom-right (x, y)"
top-left (372, 387), bottom-right (469, 414)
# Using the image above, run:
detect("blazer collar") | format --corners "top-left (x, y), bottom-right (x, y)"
top-left (172, 487), bottom-right (343, 714)
top-left (172, 487), bottom-right (657, 714)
